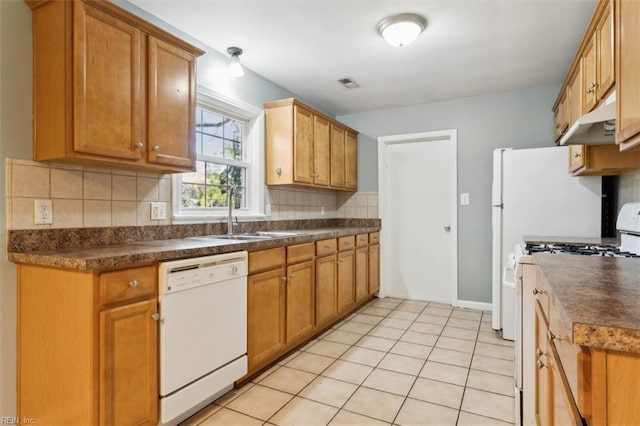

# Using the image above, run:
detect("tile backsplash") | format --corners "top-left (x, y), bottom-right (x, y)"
top-left (5, 157), bottom-right (380, 230)
top-left (5, 158), bottom-right (172, 230)
top-left (619, 169), bottom-right (640, 208)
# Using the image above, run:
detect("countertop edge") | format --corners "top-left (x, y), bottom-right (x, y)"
top-left (9, 227), bottom-right (381, 270)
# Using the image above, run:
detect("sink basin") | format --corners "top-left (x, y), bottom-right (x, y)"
top-left (211, 234), bottom-right (271, 241)
top-left (253, 231), bottom-right (302, 238)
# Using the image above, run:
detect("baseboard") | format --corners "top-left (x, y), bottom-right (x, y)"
top-left (454, 300), bottom-right (492, 311)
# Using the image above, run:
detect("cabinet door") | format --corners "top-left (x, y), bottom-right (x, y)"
top-left (597, 2), bottom-right (614, 99)
top-left (567, 67), bottom-right (583, 128)
top-left (355, 247), bottom-right (369, 302)
top-left (147, 36), bottom-right (197, 169)
top-left (337, 250), bottom-right (355, 313)
top-left (616, 0), bottom-right (640, 148)
top-left (73, 1), bottom-right (144, 161)
top-left (582, 34), bottom-right (598, 113)
top-left (314, 114), bottom-right (330, 186)
top-left (549, 342), bottom-right (584, 426)
top-left (248, 268), bottom-right (286, 371)
top-left (330, 124), bottom-right (345, 188)
top-left (286, 261), bottom-right (315, 344)
top-left (345, 131), bottom-right (357, 190)
top-left (315, 254), bottom-right (337, 327)
top-left (553, 93), bottom-right (568, 143)
top-left (368, 244), bottom-right (380, 295)
top-left (534, 302), bottom-right (551, 426)
top-left (568, 145), bottom-right (586, 174)
top-left (100, 299), bottom-right (158, 426)
top-left (293, 104), bottom-right (314, 184)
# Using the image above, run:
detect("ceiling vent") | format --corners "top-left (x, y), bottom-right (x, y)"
top-left (338, 77), bottom-right (360, 89)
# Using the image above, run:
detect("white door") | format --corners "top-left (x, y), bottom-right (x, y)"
top-left (378, 130), bottom-right (458, 303)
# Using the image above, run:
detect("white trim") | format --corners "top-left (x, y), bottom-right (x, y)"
top-left (455, 300), bottom-right (492, 311)
top-left (172, 87), bottom-right (265, 221)
top-left (377, 129), bottom-right (458, 304)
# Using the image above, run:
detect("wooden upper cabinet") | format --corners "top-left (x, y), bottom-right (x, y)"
top-left (616, 0), bottom-right (640, 150)
top-left (330, 123), bottom-right (346, 189)
top-left (313, 115), bottom-right (331, 187)
top-left (553, 92), bottom-right (568, 143)
top-left (27, 0), bottom-right (204, 173)
top-left (596, 1), bottom-right (614, 99)
top-left (265, 98), bottom-right (358, 191)
top-left (73, 2), bottom-right (144, 161)
top-left (582, 34), bottom-right (598, 113)
top-left (567, 67), bottom-right (583, 128)
top-left (147, 36), bottom-right (197, 169)
top-left (345, 131), bottom-right (358, 190)
top-left (293, 104), bottom-right (315, 184)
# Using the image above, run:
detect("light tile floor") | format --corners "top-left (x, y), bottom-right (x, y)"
top-left (182, 298), bottom-right (515, 426)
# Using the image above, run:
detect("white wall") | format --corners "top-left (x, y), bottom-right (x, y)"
top-left (337, 85), bottom-right (561, 303)
top-left (1, 0), bottom-right (33, 415)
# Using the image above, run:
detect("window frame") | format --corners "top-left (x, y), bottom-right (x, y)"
top-left (172, 86), bottom-right (265, 221)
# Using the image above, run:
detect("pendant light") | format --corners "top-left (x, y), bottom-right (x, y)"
top-left (377, 13), bottom-right (427, 47)
top-left (226, 47), bottom-right (244, 77)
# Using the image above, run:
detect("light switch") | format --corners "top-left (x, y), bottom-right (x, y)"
top-left (460, 193), bottom-right (470, 206)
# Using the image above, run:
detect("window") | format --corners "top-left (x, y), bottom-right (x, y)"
top-left (173, 87), bottom-right (264, 220)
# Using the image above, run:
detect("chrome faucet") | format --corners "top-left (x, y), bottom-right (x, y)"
top-left (227, 185), bottom-right (236, 235)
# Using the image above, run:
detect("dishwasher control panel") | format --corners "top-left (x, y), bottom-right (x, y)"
top-left (158, 251), bottom-right (248, 295)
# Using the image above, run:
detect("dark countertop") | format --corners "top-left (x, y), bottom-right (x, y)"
top-left (534, 253), bottom-right (640, 352)
top-left (8, 227), bottom-right (380, 271)
top-left (524, 235), bottom-right (619, 246)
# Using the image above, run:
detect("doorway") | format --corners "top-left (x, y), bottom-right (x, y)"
top-left (378, 130), bottom-right (458, 304)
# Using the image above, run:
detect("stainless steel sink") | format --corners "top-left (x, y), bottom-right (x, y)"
top-left (195, 231), bottom-right (303, 242)
top-left (253, 231), bottom-right (302, 238)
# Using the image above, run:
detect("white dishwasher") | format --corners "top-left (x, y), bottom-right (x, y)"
top-left (158, 251), bottom-right (248, 425)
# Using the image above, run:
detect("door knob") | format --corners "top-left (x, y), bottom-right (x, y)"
top-left (444, 226), bottom-right (451, 232)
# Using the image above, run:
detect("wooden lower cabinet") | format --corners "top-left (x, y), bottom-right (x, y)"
top-left (315, 254), bottom-right (338, 327)
top-left (368, 244), bottom-right (380, 295)
top-left (337, 250), bottom-right (355, 313)
top-left (247, 267), bottom-right (286, 372)
top-left (100, 299), bottom-right (158, 426)
top-left (17, 264), bottom-right (158, 426)
top-left (285, 260), bottom-right (315, 344)
top-left (355, 246), bottom-right (369, 302)
top-left (527, 262), bottom-right (640, 425)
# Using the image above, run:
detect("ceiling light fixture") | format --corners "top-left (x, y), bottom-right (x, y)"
top-left (226, 46), bottom-right (244, 77)
top-left (377, 13), bottom-right (426, 47)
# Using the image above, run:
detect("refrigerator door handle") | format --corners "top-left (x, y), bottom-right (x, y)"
top-left (492, 204), bottom-right (503, 208)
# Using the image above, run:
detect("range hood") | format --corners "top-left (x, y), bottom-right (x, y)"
top-left (559, 93), bottom-right (616, 146)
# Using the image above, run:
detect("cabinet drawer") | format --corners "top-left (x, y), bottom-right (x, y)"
top-left (356, 234), bottom-right (368, 247)
top-left (287, 243), bottom-right (315, 264)
top-left (249, 247), bottom-right (286, 274)
top-left (100, 265), bottom-right (157, 306)
top-left (338, 236), bottom-right (355, 251)
top-left (316, 239), bottom-right (337, 256)
top-left (369, 232), bottom-right (380, 244)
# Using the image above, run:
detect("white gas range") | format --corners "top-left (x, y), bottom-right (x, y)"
top-left (513, 202), bottom-right (640, 426)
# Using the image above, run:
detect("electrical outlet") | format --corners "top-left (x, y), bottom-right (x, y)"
top-left (460, 193), bottom-right (470, 206)
top-left (34, 199), bottom-right (53, 224)
top-left (150, 202), bottom-right (167, 220)
top-left (320, 206), bottom-right (326, 217)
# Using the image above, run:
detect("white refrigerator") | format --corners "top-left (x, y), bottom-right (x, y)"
top-left (491, 146), bottom-right (601, 339)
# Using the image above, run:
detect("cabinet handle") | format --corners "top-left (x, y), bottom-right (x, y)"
top-left (532, 288), bottom-right (545, 295)
top-left (586, 82), bottom-right (597, 94)
top-left (129, 280), bottom-right (138, 288)
top-left (289, 273), bottom-right (295, 280)
top-left (336, 260), bottom-right (343, 264)
top-left (151, 313), bottom-right (160, 321)
top-left (276, 167), bottom-right (282, 177)
top-left (152, 145), bottom-right (161, 152)
top-left (536, 348), bottom-right (545, 357)
top-left (281, 276), bottom-right (287, 282)
top-left (554, 123), bottom-right (561, 130)
top-left (574, 152), bottom-right (582, 158)
top-left (537, 359), bottom-right (547, 369)
top-left (135, 142), bottom-right (144, 149)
